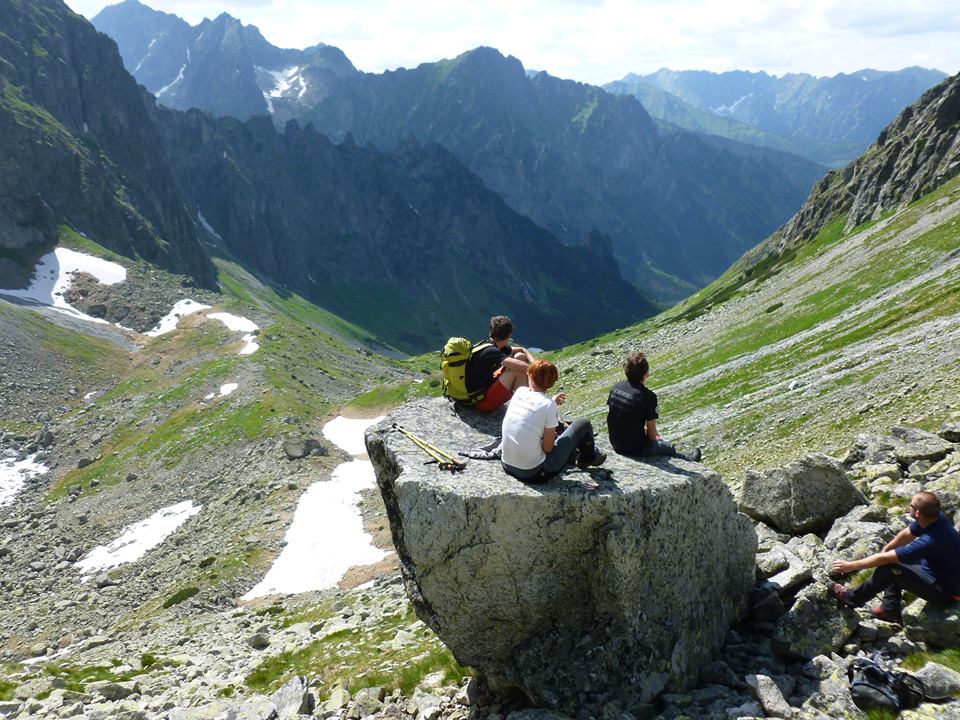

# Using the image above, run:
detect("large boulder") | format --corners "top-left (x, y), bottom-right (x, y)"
top-left (846, 427), bottom-right (955, 468)
top-left (903, 599), bottom-right (960, 649)
top-left (823, 504), bottom-right (898, 560)
top-left (739, 453), bottom-right (866, 534)
top-left (367, 398), bottom-right (756, 715)
top-left (771, 584), bottom-right (859, 660)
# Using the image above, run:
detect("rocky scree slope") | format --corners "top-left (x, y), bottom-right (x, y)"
top-left (92, 1), bottom-right (826, 298)
top-left (4, 395), bottom-right (960, 718)
top-left (357, 400), bottom-right (960, 719)
top-left (0, 242), bottom-right (419, 677)
top-left (4, 420), bottom-right (960, 718)
top-left (620, 67), bottom-right (947, 167)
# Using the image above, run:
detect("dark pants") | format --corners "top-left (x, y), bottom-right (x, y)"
top-left (502, 418), bottom-right (597, 483)
top-left (635, 439), bottom-right (678, 457)
top-left (847, 563), bottom-right (956, 614)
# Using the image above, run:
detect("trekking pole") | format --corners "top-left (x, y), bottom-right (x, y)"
top-left (392, 423), bottom-right (466, 472)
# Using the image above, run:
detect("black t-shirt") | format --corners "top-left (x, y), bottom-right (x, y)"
top-left (465, 343), bottom-right (510, 394)
top-left (606, 379), bottom-right (659, 455)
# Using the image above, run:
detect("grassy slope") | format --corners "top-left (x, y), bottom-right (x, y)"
top-left (542, 175), bottom-right (960, 480)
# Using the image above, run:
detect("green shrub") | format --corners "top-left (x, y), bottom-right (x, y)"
top-left (163, 587), bottom-right (200, 608)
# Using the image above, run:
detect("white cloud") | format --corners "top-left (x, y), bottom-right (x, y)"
top-left (69, 0), bottom-right (960, 83)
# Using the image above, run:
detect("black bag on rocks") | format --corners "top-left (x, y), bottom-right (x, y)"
top-left (847, 655), bottom-right (926, 712)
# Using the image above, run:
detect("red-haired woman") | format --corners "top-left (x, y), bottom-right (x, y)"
top-left (500, 359), bottom-right (606, 483)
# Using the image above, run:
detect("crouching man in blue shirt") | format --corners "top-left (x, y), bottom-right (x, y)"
top-left (829, 491), bottom-right (960, 623)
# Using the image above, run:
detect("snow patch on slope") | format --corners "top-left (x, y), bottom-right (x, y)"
top-left (0, 248), bottom-right (127, 325)
top-left (713, 92), bottom-right (753, 115)
top-left (157, 49), bottom-right (190, 98)
top-left (0, 452), bottom-right (48, 507)
top-left (255, 65), bottom-right (308, 113)
top-left (76, 501), bottom-right (202, 574)
top-left (145, 299), bottom-right (211, 337)
top-left (242, 416), bottom-right (387, 599)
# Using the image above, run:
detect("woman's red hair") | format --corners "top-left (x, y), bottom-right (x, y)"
top-left (527, 359), bottom-right (559, 390)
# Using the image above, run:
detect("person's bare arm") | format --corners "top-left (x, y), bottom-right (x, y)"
top-left (501, 355), bottom-right (531, 373)
top-left (882, 526), bottom-right (916, 552)
top-left (832, 550), bottom-right (900, 574)
top-left (646, 419), bottom-right (662, 441)
top-left (511, 346), bottom-right (536, 363)
top-left (542, 426), bottom-right (557, 453)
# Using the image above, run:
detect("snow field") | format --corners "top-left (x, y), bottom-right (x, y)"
top-left (75, 500), bottom-right (202, 575)
top-left (242, 415), bottom-right (387, 600)
top-left (0, 248), bottom-right (126, 325)
top-left (145, 299), bottom-right (212, 337)
top-left (0, 452), bottom-right (49, 507)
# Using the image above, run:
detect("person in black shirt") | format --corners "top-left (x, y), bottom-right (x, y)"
top-left (606, 352), bottom-right (701, 461)
top-left (465, 315), bottom-right (536, 413)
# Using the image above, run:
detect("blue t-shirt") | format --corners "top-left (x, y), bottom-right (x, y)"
top-left (896, 513), bottom-right (960, 596)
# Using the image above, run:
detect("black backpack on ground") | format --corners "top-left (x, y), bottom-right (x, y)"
top-left (847, 655), bottom-right (927, 712)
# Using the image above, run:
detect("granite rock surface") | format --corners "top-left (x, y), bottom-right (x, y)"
top-left (367, 397), bottom-right (756, 714)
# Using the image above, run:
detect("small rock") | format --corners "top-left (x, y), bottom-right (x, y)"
top-left (915, 661), bottom-right (960, 698)
top-left (937, 421), bottom-right (960, 443)
top-left (247, 633), bottom-right (271, 650)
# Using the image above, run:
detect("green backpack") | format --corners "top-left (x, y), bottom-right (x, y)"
top-left (441, 337), bottom-right (493, 404)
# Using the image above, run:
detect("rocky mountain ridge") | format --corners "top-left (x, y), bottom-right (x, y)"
top-left (0, 0), bottom-right (216, 288)
top-left (773, 72), bottom-right (960, 255)
top-left (2, 0), bottom-right (651, 353)
top-left (91, 2), bottom-right (826, 299)
top-left (614, 67), bottom-right (947, 167)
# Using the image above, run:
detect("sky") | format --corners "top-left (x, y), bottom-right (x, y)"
top-left (66, 0), bottom-right (960, 86)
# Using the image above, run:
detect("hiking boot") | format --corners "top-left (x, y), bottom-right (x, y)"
top-left (828, 581), bottom-right (852, 606)
top-left (871, 606), bottom-right (902, 624)
top-left (578, 451), bottom-right (607, 470)
top-left (681, 447), bottom-right (702, 462)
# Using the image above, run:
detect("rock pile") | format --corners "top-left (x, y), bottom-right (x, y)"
top-left (367, 398), bottom-right (757, 716)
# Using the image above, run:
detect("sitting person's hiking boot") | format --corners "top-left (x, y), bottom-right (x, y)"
top-left (577, 451), bottom-right (607, 470)
top-left (828, 581), bottom-right (853, 606)
top-left (681, 447), bottom-right (702, 462)
top-left (871, 606), bottom-right (902, 624)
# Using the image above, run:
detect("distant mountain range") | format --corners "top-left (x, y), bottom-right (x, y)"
top-left (0, 0), bottom-right (653, 352)
top-left (91, 0), bottom-right (826, 300)
top-left (606, 68), bottom-right (946, 167)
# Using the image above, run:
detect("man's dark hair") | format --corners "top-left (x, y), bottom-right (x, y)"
top-left (624, 352), bottom-right (649, 384)
top-left (913, 491), bottom-right (941, 520)
top-left (489, 316), bottom-right (513, 342)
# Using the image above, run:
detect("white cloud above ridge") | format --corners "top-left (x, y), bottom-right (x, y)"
top-left (69, 0), bottom-right (960, 84)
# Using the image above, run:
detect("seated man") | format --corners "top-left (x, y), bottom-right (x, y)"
top-left (830, 491), bottom-right (960, 622)
top-left (465, 315), bottom-right (535, 413)
top-left (606, 352), bottom-right (700, 461)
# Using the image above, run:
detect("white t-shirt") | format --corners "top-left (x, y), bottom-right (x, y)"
top-left (501, 386), bottom-right (558, 470)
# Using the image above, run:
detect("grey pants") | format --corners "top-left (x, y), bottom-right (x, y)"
top-left (636, 439), bottom-right (678, 457)
top-left (502, 418), bottom-right (597, 483)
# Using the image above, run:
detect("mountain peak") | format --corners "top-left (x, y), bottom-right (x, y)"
top-left (210, 11), bottom-right (241, 25)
